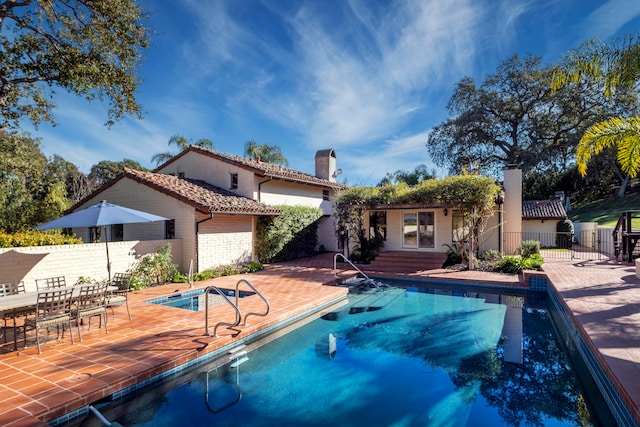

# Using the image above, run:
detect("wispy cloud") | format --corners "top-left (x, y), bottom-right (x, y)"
top-left (339, 130), bottom-right (440, 186)
top-left (582, 0), bottom-right (640, 41)
top-left (31, 94), bottom-right (171, 172)
top-left (155, 0), bottom-right (545, 183)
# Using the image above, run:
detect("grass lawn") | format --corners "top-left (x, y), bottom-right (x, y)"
top-left (569, 193), bottom-right (640, 227)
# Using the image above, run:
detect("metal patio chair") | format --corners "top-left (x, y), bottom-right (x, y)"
top-left (106, 272), bottom-right (132, 320)
top-left (35, 276), bottom-right (67, 291)
top-left (0, 282), bottom-right (32, 350)
top-left (24, 288), bottom-right (75, 354)
top-left (73, 283), bottom-right (109, 341)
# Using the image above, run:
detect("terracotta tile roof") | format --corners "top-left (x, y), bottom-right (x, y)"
top-left (162, 146), bottom-right (345, 189)
top-left (123, 168), bottom-right (282, 215)
top-left (522, 199), bottom-right (567, 220)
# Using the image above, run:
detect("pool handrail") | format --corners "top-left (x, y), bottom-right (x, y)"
top-left (237, 279), bottom-right (270, 326)
top-left (204, 285), bottom-right (242, 337)
top-left (333, 253), bottom-right (381, 289)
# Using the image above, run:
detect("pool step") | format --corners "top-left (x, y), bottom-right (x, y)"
top-left (353, 287), bottom-right (406, 312)
top-left (229, 345), bottom-right (249, 368)
top-left (230, 356), bottom-right (249, 368)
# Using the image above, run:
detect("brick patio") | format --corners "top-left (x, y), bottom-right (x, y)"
top-left (0, 253), bottom-right (638, 426)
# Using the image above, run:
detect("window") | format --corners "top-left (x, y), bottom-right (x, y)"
top-left (111, 224), bottom-right (124, 242)
top-left (322, 189), bottom-right (330, 201)
top-left (403, 211), bottom-right (434, 248)
top-left (369, 211), bottom-right (386, 241)
top-left (90, 227), bottom-right (101, 243)
top-left (165, 219), bottom-right (175, 239)
top-left (230, 173), bottom-right (238, 189)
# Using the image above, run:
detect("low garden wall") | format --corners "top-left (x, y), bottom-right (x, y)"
top-left (0, 239), bottom-right (182, 292)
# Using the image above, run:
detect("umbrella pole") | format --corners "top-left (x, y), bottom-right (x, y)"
top-left (104, 225), bottom-right (111, 283)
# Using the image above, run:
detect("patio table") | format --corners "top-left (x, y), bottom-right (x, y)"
top-left (0, 285), bottom-right (116, 351)
top-left (0, 291), bottom-right (38, 351)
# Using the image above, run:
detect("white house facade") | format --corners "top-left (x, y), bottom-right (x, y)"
top-left (66, 147), bottom-right (344, 273)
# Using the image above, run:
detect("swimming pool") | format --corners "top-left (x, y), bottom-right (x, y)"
top-left (145, 287), bottom-right (255, 311)
top-left (84, 281), bottom-right (614, 427)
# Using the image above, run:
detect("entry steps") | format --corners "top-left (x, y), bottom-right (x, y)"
top-left (229, 344), bottom-right (249, 368)
top-left (322, 286), bottom-right (406, 321)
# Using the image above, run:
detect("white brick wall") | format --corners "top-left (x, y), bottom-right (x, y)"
top-left (197, 214), bottom-right (253, 270)
top-left (0, 239), bottom-right (181, 292)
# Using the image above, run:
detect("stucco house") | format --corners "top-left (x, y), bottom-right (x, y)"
top-left (521, 198), bottom-right (568, 248)
top-left (68, 147), bottom-right (344, 273)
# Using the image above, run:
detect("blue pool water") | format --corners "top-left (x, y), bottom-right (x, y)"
top-left (99, 283), bottom-right (613, 427)
top-left (146, 288), bottom-right (255, 311)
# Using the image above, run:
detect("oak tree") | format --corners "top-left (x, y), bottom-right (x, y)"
top-left (0, 0), bottom-right (151, 129)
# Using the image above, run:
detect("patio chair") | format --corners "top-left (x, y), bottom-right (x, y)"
top-left (73, 283), bottom-right (108, 341)
top-left (0, 282), bottom-right (31, 350)
top-left (23, 288), bottom-right (75, 354)
top-left (106, 272), bottom-right (132, 320)
top-left (35, 276), bottom-right (67, 291)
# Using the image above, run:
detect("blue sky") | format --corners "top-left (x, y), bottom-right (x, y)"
top-left (28, 0), bottom-right (640, 185)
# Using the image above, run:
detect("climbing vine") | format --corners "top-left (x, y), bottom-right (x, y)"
top-left (334, 174), bottom-right (501, 268)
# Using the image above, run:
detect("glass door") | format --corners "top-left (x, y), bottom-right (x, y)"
top-left (403, 211), bottom-right (434, 248)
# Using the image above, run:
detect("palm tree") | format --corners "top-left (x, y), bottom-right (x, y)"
top-left (554, 36), bottom-right (640, 179)
top-left (244, 140), bottom-right (289, 166)
top-left (151, 135), bottom-right (213, 166)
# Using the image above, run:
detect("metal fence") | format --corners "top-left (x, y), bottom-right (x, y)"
top-left (503, 228), bottom-right (616, 261)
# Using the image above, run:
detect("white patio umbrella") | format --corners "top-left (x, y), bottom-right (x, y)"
top-left (35, 200), bottom-right (169, 281)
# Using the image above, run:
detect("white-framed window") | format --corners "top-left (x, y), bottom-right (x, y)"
top-left (403, 210), bottom-right (434, 248)
top-left (230, 173), bottom-right (238, 189)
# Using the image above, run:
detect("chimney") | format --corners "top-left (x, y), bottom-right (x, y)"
top-left (315, 149), bottom-right (338, 182)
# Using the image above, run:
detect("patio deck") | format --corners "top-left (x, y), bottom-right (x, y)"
top-left (0, 253), bottom-right (639, 426)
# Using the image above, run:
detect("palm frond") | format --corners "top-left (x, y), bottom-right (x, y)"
top-left (577, 117), bottom-right (640, 177)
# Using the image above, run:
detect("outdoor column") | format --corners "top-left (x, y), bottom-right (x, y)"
top-left (503, 167), bottom-right (522, 254)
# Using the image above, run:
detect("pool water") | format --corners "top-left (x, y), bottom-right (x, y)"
top-left (105, 284), bottom-right (613, 426)
top-left (146, 288), bottom-right (255, 311)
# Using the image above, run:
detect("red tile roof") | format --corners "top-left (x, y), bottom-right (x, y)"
top-left (522, 199), bottom-right (567, 220)
top-left (123, 168), bottom-right (282, 215)
top-left (161, 146), bottom-right (345, 189)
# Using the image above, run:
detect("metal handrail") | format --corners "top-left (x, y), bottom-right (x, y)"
top-left (204, 285), bottom-right (242, 337)
top-left (333, 253), bottom-right (380, 288)
top-left (237, 279), bottom-right (270, 326)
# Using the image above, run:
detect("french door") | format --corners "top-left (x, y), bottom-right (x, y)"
top-left (403, 211), bottom-right (434, 248)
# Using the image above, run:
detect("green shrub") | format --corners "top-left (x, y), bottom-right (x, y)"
top-left (521, 253), bottom-right (544, 270)
top-left (0, 229), bottom-right (82, 247)
top-left (171, 272), bottom-right (189, 283)
top-left (193, 270), bottom-right (215, 281)
top-left (191, 261), bottom-right (264, 281)
top-left (556, 219), bottom-right (574, 249)
top-left (443, 242), bottom-right (465, 267)
top-left (256, 205), bottom-right (323, 262)
top-left (245, 261), bottom-right (264, 273)
top-left (129, 275), bottom-right (144, 291)
top-left (494, 253), bottom-right (544, 274)
top-left (495, 256), bottom-right (524, 274)
top-left (517, 240), bottom-right (540, 258)
top-left (480, 249), bottom-right (501, 261)
top-left (131, 243), bottom-right (178, 288)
